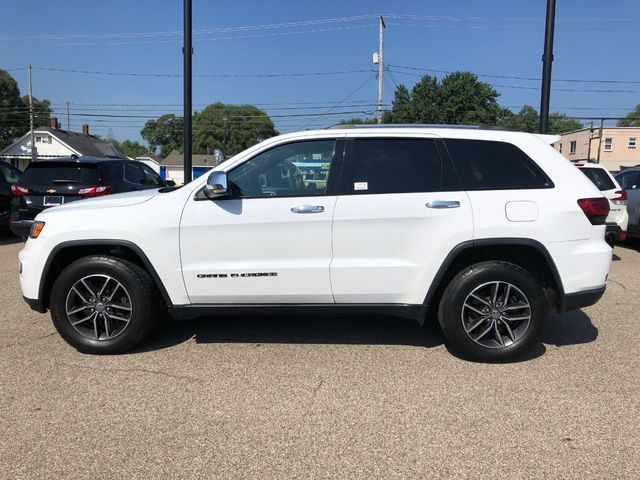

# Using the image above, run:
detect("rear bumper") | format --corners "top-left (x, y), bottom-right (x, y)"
top-left (10, 220), bottom-right (33, 237)
top-left (561, 285), bottom-right (606, 312)
top-left (605, 223), bottom-right (626, 242)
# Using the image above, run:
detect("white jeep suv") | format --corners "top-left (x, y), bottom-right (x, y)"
top-left (18, 125), bottom-right (612, 361)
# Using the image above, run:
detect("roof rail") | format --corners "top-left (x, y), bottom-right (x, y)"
top-left (325, 123), bottom-right (516, 131)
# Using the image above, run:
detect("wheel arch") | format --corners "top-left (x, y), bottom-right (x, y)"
top-left (39, 240), bottom-right (172, 311)
top-left (424, 238), bottom-right (565, 320)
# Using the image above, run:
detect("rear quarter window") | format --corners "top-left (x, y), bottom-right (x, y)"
top-left (445, 139), bottom-right (553, 190)
top-left (578, 168), bottom-right (616, 191)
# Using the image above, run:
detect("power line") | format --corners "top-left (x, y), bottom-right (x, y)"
top-left (389, 64), bottom-right (640, 85)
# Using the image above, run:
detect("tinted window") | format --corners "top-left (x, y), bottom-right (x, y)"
top-left (99, 162), bottom-right (123, 184)
top-left (579, 168), bottom-right (615, 191)
top-left (446, 139), bottom-right (552, 190)
top-left (616, 171), bottom-right (640, 190)
top-left (125, 163), bottom-right (146, 184)
top-left (228, 140), bottom-right (337, 198)
top-left (20, 163), bottom-right (99, 185)
top-left (140, 165), bottom-right (163, 186)
top-left (0, 163), bottom-right (21, 183)
top-left (350, 138), bottom-right (446, 194)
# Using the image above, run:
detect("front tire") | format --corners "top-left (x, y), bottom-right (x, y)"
top-left (49, 255), bottom-right (158, 354)
top-left (438, 261), bottom-right (547, 362)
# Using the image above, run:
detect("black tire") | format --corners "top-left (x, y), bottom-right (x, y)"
top-left (438, 261), bottom-right (547, 362)
top-left (49, 255), bottom-right (158, 354)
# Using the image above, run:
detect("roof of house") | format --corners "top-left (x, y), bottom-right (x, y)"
top-left (161, 152), bottom-right (219, 167)
top-left (36, 127), bottom-right (125, 158)
top-left (135, 154), bottom-right (162, 163)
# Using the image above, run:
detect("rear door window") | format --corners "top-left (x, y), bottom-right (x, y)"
top-left (0, 163), bottom-right (21, 183)
top-left (578, 168), bottom-right (616, 191)
top-left (124, 162), bottom-right (146, 185)
top-left (616, 171), bottom-right (640, 190)
top-left (445, 139), bottom-right (553, 190)
top-left (346, 138), bottom-right (451, 194)
top-left (20, 163), bottom-right (99, 185)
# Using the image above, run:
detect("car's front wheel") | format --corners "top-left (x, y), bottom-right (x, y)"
top-left (49, 255), bottom-right (157, 354)
top-left (438, 261), bottom-right (547, 362)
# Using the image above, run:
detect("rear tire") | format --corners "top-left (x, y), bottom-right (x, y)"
top-left (438, 261), bottom-right (547, 362)
top-left (49, 255), bottom-right (158, 354)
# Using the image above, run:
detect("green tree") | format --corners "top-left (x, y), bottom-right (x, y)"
top-left (141, 114), bottom-right (184, 157)
top-left (113, 139), bottom-right (147, 158)
top-left (192, 103), bottom-right (277, 156)
top-left (617, 104), bottom-right (640, 127)
top-left (437, 72), bottom-right (500, 124)
top-left (338, 117), bottom-right (376, 125)
top-left (500, 105), bottom-right (582, 134)
top-left (384, 72), bottom-right (500, 125)
top-left (0, 70), bottom-right (25, 149)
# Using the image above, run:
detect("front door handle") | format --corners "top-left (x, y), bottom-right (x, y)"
top-left (426, 200), bottom-right (460, 209)
top-left (291, 205), bottom-right (325, 214)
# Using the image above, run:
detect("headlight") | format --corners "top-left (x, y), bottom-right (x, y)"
top-left (29, 221), bottom-right (45, 239)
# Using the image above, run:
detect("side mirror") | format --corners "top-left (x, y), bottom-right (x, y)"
top-left (203, 171), bottom-right (229, 199)
top-left (165, 179), bottom-right (176, 187)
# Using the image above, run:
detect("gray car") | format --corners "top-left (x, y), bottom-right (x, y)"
top-left (615, 167), bottom-right (640, 239)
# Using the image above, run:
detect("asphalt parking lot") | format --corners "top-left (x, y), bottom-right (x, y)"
top-left (0, 234), bottom-right (638, 479)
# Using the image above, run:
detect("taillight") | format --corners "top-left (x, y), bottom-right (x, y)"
top-left (577, 197), bottom-right (610, 225)
top-left (612, 190), bottom-right (627, 205)
top-left (78, 186), bottom-right (113, 197)
top-left (10, 184), bottom-right (29, 196)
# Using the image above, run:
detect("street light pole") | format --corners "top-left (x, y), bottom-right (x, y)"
top-left (539, 0), bottom-right (556, 134)
top-left (376, 16), bottom-right (385, 124)
top-left (183, 0), bottom-right (193, 183)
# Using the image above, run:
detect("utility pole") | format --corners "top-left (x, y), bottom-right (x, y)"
top-left (596, 118), bottom-right (604, 164)
top-left (66, 102), bottom-right (71, 130)
top-left (539, 0), bottom-right (556, 134)
top-left (377, 16), bottom-right (385, 124)
top-left (587, 120), bottom-right (593, 160)
top-left (183, 0), bottom-right (193, 183)
top-left (28, 64), bottom-right (37, 163)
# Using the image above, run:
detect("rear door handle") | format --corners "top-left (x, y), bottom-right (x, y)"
top-left (291, 205), bottom-right (325, 214)
top-left (426, 200), bottom-right (460, 209)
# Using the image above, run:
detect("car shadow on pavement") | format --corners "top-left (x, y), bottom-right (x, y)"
top-left (0, 232), bottom-right (23, 246)
top-left (134, 314), bottom-right (445, 353)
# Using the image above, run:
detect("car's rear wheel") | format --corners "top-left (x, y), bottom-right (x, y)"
top-left (49, 255), bottom-right (157, 354)
top-left (438, 261), bottom-right (547, 362)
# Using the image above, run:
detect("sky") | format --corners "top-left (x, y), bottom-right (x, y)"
top-left (1, 0), bottom-right (638, 146)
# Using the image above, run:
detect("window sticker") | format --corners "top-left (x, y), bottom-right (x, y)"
top-left (354, 182), bottom-right (368, 191)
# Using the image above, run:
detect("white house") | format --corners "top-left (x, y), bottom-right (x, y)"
top-left (0, 118), bottom-right (124, 170)
top-left (159, 152), bottom-right (220, 185)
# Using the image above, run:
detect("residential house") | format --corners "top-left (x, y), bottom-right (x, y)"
top-left (159, 153), bottom-right (222, 185)
top-left (554, 126), bottom-right (640, 172)
top-left (0, 118), bottom-right (124, 170)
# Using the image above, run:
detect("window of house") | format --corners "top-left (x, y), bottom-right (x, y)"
top-left (35, 135), bottom-right (51, 144)
top-left (604, 138), bottom-right (613, 152)
top-left (570, 141), bottom-right (577, 154)
top-left (558, 143), bottom-right (562, 153)
top-left (629, 137), bottom-right (637, 149)
top-left (446, 139), bottom-right (553, 190)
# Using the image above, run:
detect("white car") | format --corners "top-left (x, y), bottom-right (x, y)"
top-left (576, 162), bottom-right (628, 243)
top-left (18, 125), bottom-right (612, 361)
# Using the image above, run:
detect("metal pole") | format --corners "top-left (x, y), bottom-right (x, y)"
top-left (596, 118), bottom-right (604, 164)
top-left (28, 64), bottom-right (37, 163)
top-left (377, 16), bottom-right (385, 124)
top-left (539, 0), bottom-right (556, 134)
top-left (587, 121), bottom-right (593, 160)
top-left (66, 101), bottom-right (70, 130)
top-left (183, 0), bottom-right (193, 183)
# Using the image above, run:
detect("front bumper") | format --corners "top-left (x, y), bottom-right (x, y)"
top-left (10, 220), bottom-right (33, 237)
top-left (561, 285), bottom-right (606, 312)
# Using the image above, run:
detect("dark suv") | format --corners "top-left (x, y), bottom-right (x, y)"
top-left (10, 157), bottom-right (169, 236)
top-left (1, 161), bottom-right (23, 231)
